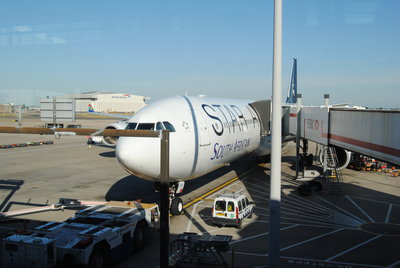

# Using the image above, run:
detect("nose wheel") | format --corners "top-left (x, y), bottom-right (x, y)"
top-left (166, 181), bottom-right (185, 215)
top-left (171, 197), bottom-right (183, 215)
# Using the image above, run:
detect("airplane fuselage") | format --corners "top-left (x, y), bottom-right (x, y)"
top-left (116, 96), bottom-right (267, 182)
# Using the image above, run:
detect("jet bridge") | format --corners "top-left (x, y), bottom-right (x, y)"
top-left (287, 103), bottom-right (400, 166)
top-left (249, 99), bottom-right (271, 136)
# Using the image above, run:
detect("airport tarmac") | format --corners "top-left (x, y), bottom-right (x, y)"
top-left (0, 117), bottom-right (399, 267)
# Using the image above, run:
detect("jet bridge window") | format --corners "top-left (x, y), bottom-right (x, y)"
top-left (136, 123), bottom-right (155, 130)
top-left (126, 123), bottom-right (137, 130)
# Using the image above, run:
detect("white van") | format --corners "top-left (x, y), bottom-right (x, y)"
top-left (211, 192), bottom-right (254, 229)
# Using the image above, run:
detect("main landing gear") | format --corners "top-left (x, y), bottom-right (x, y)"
top-left (155, 181), bottom-right (185, 215)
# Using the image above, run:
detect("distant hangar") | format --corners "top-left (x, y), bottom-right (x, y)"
top-left (59, 91), bottom-right (149, 113)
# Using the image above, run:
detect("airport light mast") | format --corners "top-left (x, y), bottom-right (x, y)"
top-left (269, 0), bottom-right (282, 267)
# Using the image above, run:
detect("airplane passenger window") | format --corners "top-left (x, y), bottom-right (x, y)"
top-left (163, 121), bottom-right (176, 132)
top-left (126, 123), bottom-right (137, 130)
top-left (136, 123), bottom-right (155, 130)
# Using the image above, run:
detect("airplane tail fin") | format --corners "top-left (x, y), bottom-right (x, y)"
top-left (286, 58), bottom-right (297, 104)
top-left (88, 104), bottom-right (95, 113)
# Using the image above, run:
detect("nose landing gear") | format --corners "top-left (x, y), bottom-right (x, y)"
top-left (169, 181), bottom-right (185, 215)
top-left (156, 181), bottom-right (185, 215)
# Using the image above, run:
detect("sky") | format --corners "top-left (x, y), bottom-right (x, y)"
top-left (0, 0), bottom-right (399, 108)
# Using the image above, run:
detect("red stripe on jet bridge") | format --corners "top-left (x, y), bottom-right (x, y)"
top-left (289, 113), bottom-right (297, 117)
top-left (327, 133), bottom-right (400, 158)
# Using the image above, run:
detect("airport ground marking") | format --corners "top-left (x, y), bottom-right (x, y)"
top-left (288, 223), bottom-right (359, 230)
top-left (345, 195), bottom-right (375, 223)
top-left (194, 203), bottom-right (212, 208)
top-left (229, 251), bottom-right (267, 257)
top-left (281, 196), bottom-right (363, 227)
top-left (349, 195), bottom-right (400, 206)
top-left (281, 194), bottom-right (364, 227)
top-left (281, 206), bottom-right (358, 227)
top-left (251, 195), bottom-right (269, 202)
top-left (230, 232), bottom-right (269, 245)
top-left (325, 234), bottom-right (382, 262)
top-left (315, 195), bottom-right (366, 224)
top-left (182, 164), bottom-right (263, 210)
top-left (230, 224), bottom-right (299, 245)
top-left (182, 176), bottom-right (239, 209)
top-left (280, 256), bottom-right (385, 268)
top-left (206, 179), bottom-right (244, 199)
top-left (208, 227), bottom-right (229, 234)
top-left (252, 212), bottom-right (269, 217)
top-left (284, 193), bottom-right (347, 218)
top-left (244, 181), bottom-right (272, 196)
top-left (280, 228), bottom-right (343, 252)
top-left (253, 219), bottom-right (360, 230)
top-left (185, 202), bottom-right (200, 232)
top-left (280, 215), bottom-right (357, 229)
top-left (253, 206), bottom-right (269, 212)
top-left (385, 204), bottom-right (393, 223)
top-left (0, 143), bottom-right (84, 156)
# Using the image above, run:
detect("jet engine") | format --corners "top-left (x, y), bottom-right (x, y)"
top-left (100, 120), bottom-right (129, 146)
top-left (320, 146), bottom-right (352, 170)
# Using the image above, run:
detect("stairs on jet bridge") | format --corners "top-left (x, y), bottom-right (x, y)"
top-left (324, 146), bottom-right (343, 195)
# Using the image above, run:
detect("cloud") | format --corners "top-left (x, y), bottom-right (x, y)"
top-left (344, 1), bottom-right (380, 25)
top-left (34, 33), bottom-right (67, 44)
top-left (51, 37), bottom-right (67, 44)
top-left (13, 25), bottom-right (32, 32)
top-left (35, 33), bottom-right (48, 40)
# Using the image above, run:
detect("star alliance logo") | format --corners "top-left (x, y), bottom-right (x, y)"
top-left (182, 121), bottom-right (189, 131)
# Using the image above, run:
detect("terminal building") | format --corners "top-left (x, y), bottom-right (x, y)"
top-left (0, 104), bottom-right (15, 113)
top-left (59, 91), bottom-right (149, 113)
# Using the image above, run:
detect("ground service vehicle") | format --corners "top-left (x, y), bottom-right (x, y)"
top-left (211, 192), bottom-right (253, 229)
top-left (2, 200), bottom-right (159, 268)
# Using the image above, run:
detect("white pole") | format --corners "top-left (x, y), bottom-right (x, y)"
top-left (268, 0), bottom-right (282, 267)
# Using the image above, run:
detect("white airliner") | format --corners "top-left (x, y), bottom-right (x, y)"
top-left (90, 60), bottom-right (351, 214)
top-left (115, 95), bottom-right (276, 214)
top-left (89, 95), bottom-right (277, 214)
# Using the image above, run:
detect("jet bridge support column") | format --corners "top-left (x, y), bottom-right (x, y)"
top-left (322, 94), bottom-right (330, 179)
top-left (295, 94), bottom-right (302, 178)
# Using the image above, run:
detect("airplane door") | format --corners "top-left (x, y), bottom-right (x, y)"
top-left (198, 112), bottom-right (211, 146)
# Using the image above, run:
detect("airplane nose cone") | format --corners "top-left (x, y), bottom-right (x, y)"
top-left (116, 137), bottom-right (160, 179)
top-left (115, 138), bottom-right (131, 170)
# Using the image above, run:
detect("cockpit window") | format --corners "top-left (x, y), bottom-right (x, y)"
top-left (155, 121), bottom-right (176, 132)
top-left (136, 123), bottom-right (155, 130)
top-left (126, 123), bottom-right (137, 130)
top-left (156, 122), bottom-right (165, 130)
top-left (163, 121), bottom-right (176, 132)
